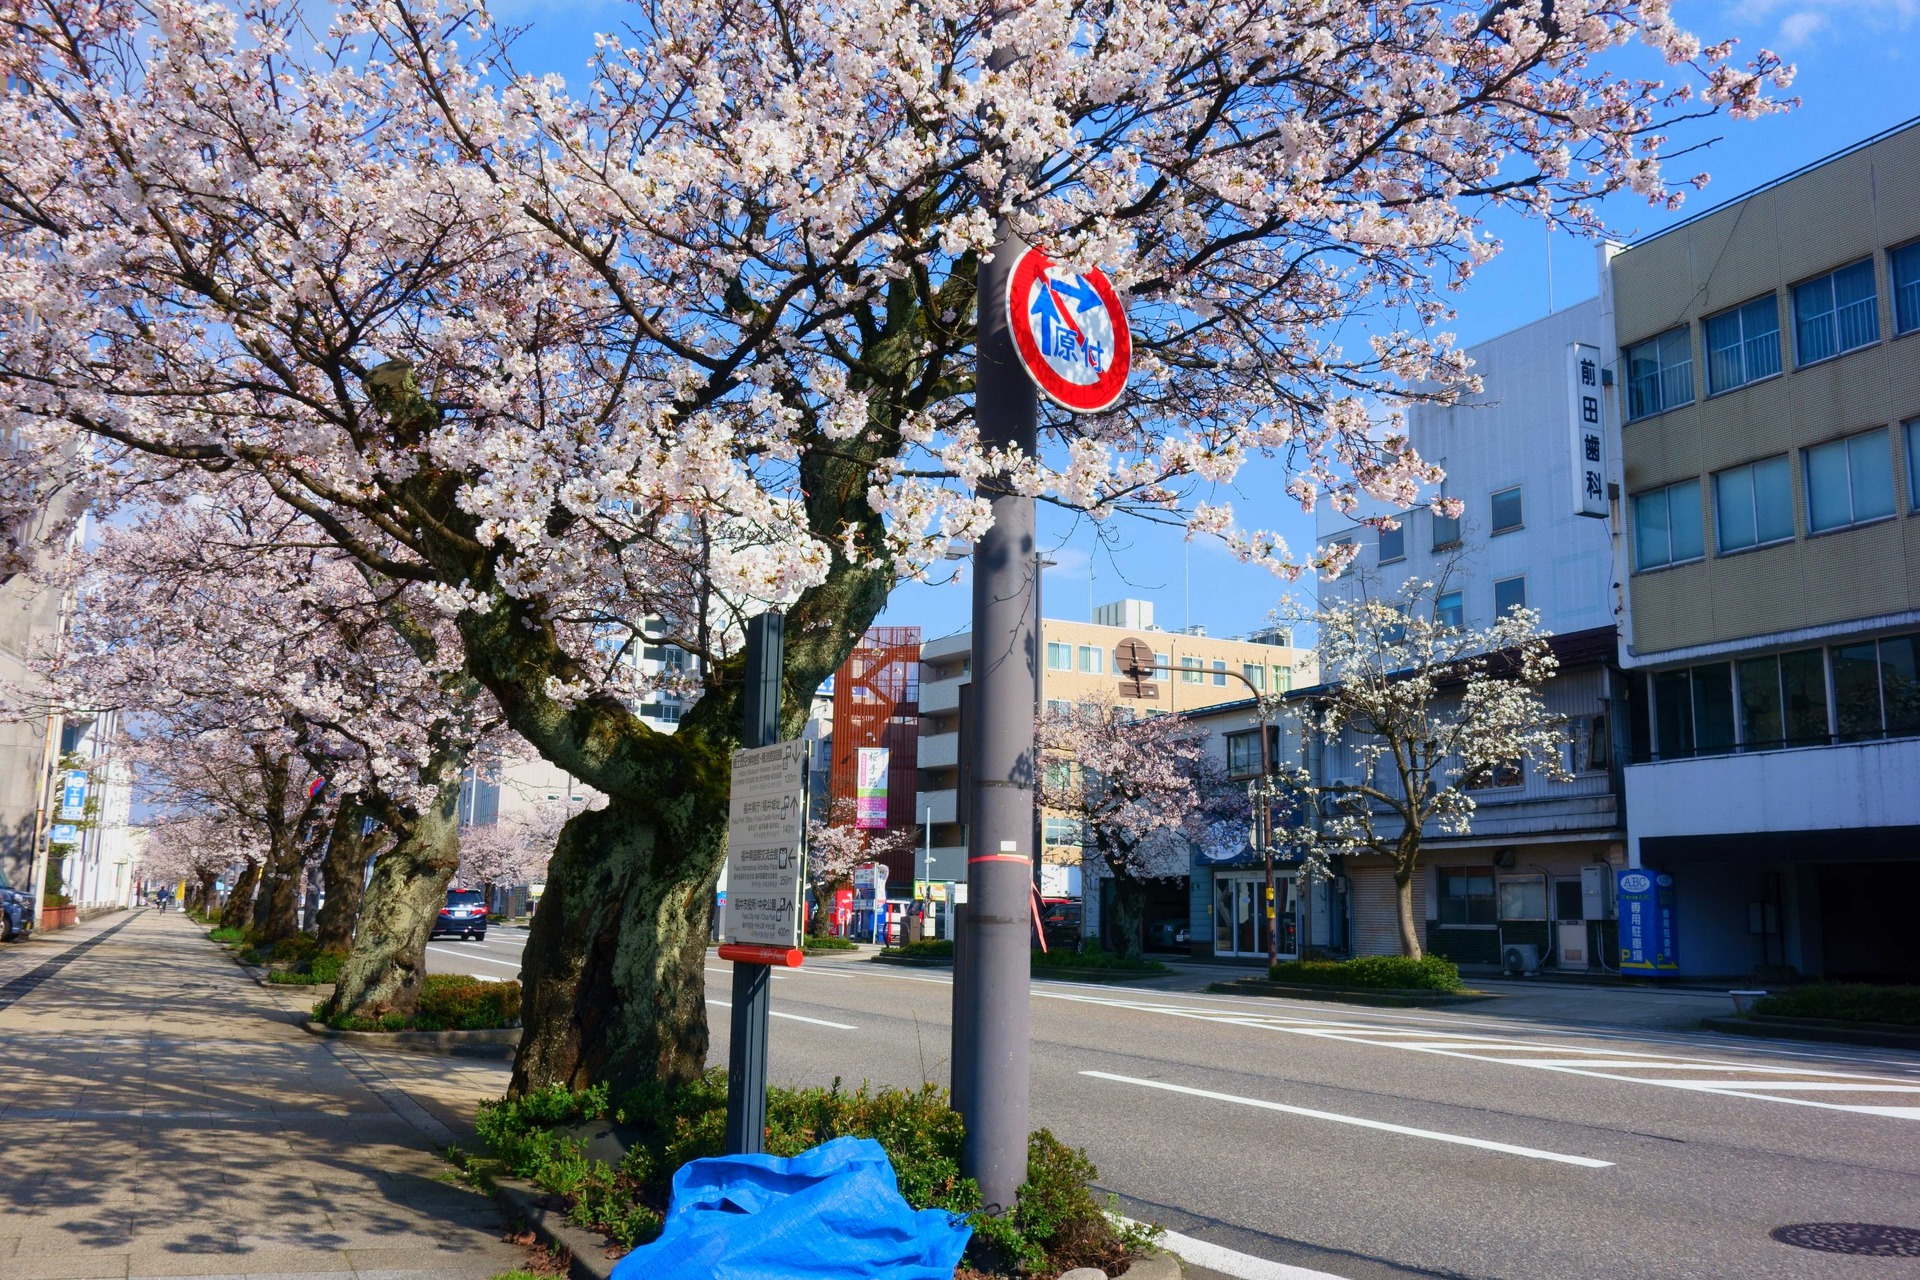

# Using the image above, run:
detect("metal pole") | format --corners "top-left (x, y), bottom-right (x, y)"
top-left (957, 206), bottom-right (1038, 1213)
top-left (724, 611), bottom-right (783, 1155)
top-left (1259, 713), bottom-right (1277, 970)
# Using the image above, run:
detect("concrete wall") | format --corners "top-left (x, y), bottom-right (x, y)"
top-left (1626, 736), bottom-right (1920, 841)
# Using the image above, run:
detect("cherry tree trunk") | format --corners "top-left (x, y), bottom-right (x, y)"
top-left (250, 837), bottom-right (305, 944)
top-left (1394, 864), bottom-right (1424, 958)
top-left (508, 799), bottom-right (723, 1099)
top-left (1107, 872), bottom-right (1149, 962)
top-left (326, 779), bottom-right (462, 1020)
top-left (314, 799), bottom-right (372, 953)
top-left (195, 870), bottom-right (217, 915)
top-left (219, 860), bottom-right (261, 931)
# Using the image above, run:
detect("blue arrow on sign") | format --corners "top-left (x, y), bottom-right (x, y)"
top-left (1050, 273), bottom-right (1101, 312)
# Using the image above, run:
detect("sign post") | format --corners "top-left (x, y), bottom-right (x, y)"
top-left (721, 612), bottom-right (806, 1155)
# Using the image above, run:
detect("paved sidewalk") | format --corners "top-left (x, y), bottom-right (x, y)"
top-left (0, 910), bottom-right (522, 1280)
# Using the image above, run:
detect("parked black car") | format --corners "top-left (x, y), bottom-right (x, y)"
top-left (430, 888), bottom-right (488, 940)
top-left (1039, 899), bottom-right (1081, 949)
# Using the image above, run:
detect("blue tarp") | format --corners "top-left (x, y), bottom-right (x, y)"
top-left (609, 1136), bottom-right (971, 1280)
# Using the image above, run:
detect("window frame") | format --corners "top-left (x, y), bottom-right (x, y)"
top-left (1046, 641), bottom-right (1072, 671)
top-left (1490, 486), bottom-right (1524, 536)
top-left (1434, 590), bottom-right (1464, 631)
top-left (1437, 867), bottom-right (1498, 927)
top-left (1711, 454), bottom-right (1795, 556)
top-left (1180, 656), bottom-right (1203, 684)
top-left (1894, 240), bottom-right (1920, 337)
top-left (1378, 521), bottom-right (1406, 563)
top-left (1703, 294), bottom-right (1783, 395)
top-left (1492, 575), bottom-right (1527, 618)
top-left (1624, 326), bottom-right (1695, 421)
top-left (1792, 258), bottom-right (1881, 367)
top-left (1076, 644), bottom-right (1103, 674)
top-left (1212, 659), bottom-right (1228, 687)
top-left (1803, 427), bottom-right (1896, 535)
top-left (1907, 419), bottom-right (1920, 513)
top-left (1430, 502), bottom-right (1461, 550)
top-left (1630, 479), bottom-right (1706, 573)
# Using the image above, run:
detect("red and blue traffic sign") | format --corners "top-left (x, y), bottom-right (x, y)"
top-left (1005, 246), bottom-right (1131, 414)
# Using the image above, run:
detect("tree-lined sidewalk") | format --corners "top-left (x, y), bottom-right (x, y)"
top-left (0, 909), bottom-right (520, 1280)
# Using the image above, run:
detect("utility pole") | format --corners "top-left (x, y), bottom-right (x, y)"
top-left (956, 209), bottom-right (1038, 1213)
top-left (723, 611), bottom-right (783, 1155)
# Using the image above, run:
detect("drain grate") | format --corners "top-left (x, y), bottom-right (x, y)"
top-left (1770, 1223), bottom-right (1920, 1257)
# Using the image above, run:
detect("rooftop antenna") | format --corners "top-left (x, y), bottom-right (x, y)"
top-left (1545, 222), bottom-right (1555, 313)
top-left (1184, 539), bottom-right (1191, 631)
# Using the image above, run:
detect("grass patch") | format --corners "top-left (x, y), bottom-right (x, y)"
top-left (880, 938), bottom-right (954, 961)
top-left (269, 949), bottom-right (345, 985)
top-left (802, 935), bottom-right (859, 951)
top-left (208, 926), bottom-right (247, 944)
top-left (1032, 944), bottom-right (1168, 974)
top-left (464, 1074), bottom-right (1157, 1275)
top-left (1750, 983), bottom-right (1920, 1028)
top-left (1268, 954), bottom-right (1464, 992)
top-left (321, 974), bottom-right (522, 1031)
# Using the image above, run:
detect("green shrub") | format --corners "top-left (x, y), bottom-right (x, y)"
top-left (472, 1073), bottom-right (1155, 1272)
top-left (1750, 983), bottom-right (1920, 1028)
top-left (880, 938), bottom-right (954, 961)
top-left (208, 926), bottom-right (246, 944)
top-left (324, 975), bottom-right (521, 1032)
top-left (1032, 944), bottom-right (1168, 974)
top-left (803, 935), bottom-right (858, 951)
top-left (1268, 954), bottom-right (1464, 992)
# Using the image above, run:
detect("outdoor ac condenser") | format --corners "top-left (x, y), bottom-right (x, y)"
top-left (1501, 943), bottom-right (1542, 976)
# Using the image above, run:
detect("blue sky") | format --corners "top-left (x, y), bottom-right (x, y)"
top-left (504, 1), bottom-right (1919, 644)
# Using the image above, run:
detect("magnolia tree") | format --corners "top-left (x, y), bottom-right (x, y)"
top-left (1037, 701), bottom-right (1236, 960)
top-left (1288, 579), bottom-right (1568, 957)
top-left (0, 0), bottom-right (1788, 1093)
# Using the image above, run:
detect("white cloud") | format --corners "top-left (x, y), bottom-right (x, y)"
top-left (1729, 0), bottom-right (1918, 47)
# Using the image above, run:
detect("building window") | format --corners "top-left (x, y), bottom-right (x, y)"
top-left (1492, 576), bottom-right (1527, 618)
top-left (1226, 728), bottom-right (1278, 778)
top-left (1272, 665), bottom-right (1293, 692)
top-left (1378, 522), bottom-right (1405, 563)
top-left (1704, 295), bottom-right (1782, 393)
top-left (1042, 816), bottom-right (1083, 846)
top-left (1077, 645), bottom-right (1103, 674)
top-left (1805, 427), bottom-right (1894, 533)
top-left (1437, 868), bottom-right (1497, 926)
top-left (1625, 327), bottom-right (1693, 420)
top-left (1180, 656), bottom-right (1203, 684)
top-left (1713, 455), bottom-right (1793, 553)
top-left (1490, 486), bottom-right (1523, 535)
top-left (1432, 590), bottom-right (1464, 631)
top-left (1908, 420), bottom-right (1920, 512)
top-left (1895, 242), bottom-right (1920, 336)
top-left (1630, 479), bottom-right (1705, 572)
top-left (1794, 259), bottom-right (1879, 365)
top-left (1883, 633), bottom-right (1920, 738)
top-left (1046, 641), bottom-right (1072, 671)
top-left (1242, 663), bottom-right (1265, 691)
top-left (1498, 876), bottom-right (1547, 921)
top-left (1045, 698), bottom-right (1072, 717)
top-left (1431, 504), bottom-right (1461, 549)
top-left (1212, 660), bottom-right (1228, 686)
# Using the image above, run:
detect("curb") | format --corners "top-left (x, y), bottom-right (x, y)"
top-left (1206, 978), bottom-right (1494, 1008)
top-left (1700, 1015), bottom-right (1920, 1051)
top-left (492, 1177), bottom-right (621, 1280)
top-left (1033, 966), bottom-right (1175, 984)
top-left (300, 1019), bottom-right (521, 1057)
top-left (871, 953), bottom-right (954, 968)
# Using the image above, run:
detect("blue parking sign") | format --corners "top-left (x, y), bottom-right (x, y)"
top-left (1617, 869), bottom-right (1678, 972)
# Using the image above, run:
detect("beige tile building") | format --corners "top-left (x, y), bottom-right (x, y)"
top-left (1602, 118), bottom-right (1920, 979)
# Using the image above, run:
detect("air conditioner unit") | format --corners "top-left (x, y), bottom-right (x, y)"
top-left (1501, 943), bottom-right (1541, 976)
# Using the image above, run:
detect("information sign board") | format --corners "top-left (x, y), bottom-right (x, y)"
top-left (1616, 868), bottom-right (1678, 972)
top-left (59, 769), bottom-right (88, 821)
top-left (723, 739), bottom-right (808, 949)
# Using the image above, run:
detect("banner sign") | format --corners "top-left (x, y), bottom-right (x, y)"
top-left (1616, 868), bottom-right (1678, 972)
top-left (1568, 342), bottom-right (1609, 519)
top-left (50, 822), bottom-right (78, 845)
top-left (59, 769), bottom-right (88, 821)
top-left (723, 739), bottom-right (809, 949)
top-left (855, 746), bottom-right (890, 830)
top-left (852, 862), bottom-right (888, 907)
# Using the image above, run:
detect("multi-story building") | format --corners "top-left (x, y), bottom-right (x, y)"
top-left (1602, 120), bottom-right (1920, 980)
top-left (915, 599), bottom-right (1314, 941)
top-left (1311, 298), bottom-right (1628, 969)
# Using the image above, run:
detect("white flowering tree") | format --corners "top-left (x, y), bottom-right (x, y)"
top-left (1037, 701), bottom-right (1236, 960)
top-left (802, 797), bottom-right (915, 936)
top-left (1290, 580), bottom-right (1567, 957)
top-left (0, 0), bottom-right (1787, 1093)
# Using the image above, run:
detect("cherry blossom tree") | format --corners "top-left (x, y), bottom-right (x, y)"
top-left (801, 797), bottom-right (914, 936)
top-left (1287, 578), bottom-right (1567, 957)
top-left (1037, 700), bottom-right (1236, 960)
top-left (458, 791), bottom-right (594, 899)
top-left (0, 0), bottom-right (1789, 1093)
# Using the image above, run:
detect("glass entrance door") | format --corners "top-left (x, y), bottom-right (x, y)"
top-left (1213, 873), bottom-right (1295, 959)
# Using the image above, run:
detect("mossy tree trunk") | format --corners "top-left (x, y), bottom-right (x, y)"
top-left (324, 768), bottom-right (464, 1020)
top-left (219, 859), bottom-right (260, 930)
top-left (1107, 870), bottom-right (1148, 962)
top-left (314, 796), bottom-right (373, 953)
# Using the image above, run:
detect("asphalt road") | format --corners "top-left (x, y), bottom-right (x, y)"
top-left (425, 933), bottom-right (1920, 1280)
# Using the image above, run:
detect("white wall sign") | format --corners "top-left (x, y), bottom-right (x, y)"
top-left (1568, 342), bottom-right (1608, 519)
top-left (723, 739), bottom-right (809, 949)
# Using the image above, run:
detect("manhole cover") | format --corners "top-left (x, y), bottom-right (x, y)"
top-left (1770, 1223), bottom-right (1920, 1257)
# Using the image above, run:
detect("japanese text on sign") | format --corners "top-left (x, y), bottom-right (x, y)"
top-left (1567, 342), bottom-right (1609, 519)
top-left (724, 739), bottom-right (809, 949)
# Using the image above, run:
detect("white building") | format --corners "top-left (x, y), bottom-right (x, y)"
top-left (1312, 297), bottom-right (1628, 970)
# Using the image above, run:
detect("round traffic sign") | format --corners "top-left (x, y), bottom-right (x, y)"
top-left (1005, 247), bottom-right (1131, 414)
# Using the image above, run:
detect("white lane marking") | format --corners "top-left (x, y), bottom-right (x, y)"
top-left (427, 944), bottom-right (519, 969)
top-left (1153, 1225), bottom-right (1356, 1280)
top-left (1082, 1071), bottom-right (1613, 1168)
top-left (707, 998), bottom-right (855, 1030)
top-left (1665, 1082), bottom-right (1920, 1092)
